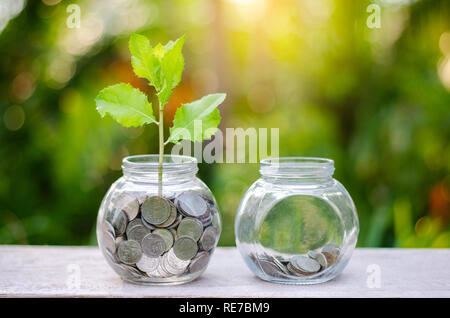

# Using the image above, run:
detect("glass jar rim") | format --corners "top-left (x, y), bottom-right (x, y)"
top-left (260, 157), bottom-right (335, 178)
top-left (122, 154), bottom-right (198, 175)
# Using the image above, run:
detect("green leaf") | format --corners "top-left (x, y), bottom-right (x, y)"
top-left (129, 33), bottom-right (163, 90)
top-left (157, 35), bottom-right (186, 107)
top-left (95, 83), bottom-right (156, 127)
top-left (167, 93), bottom-right (226, 144)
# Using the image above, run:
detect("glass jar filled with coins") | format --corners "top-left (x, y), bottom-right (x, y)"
top-left (235, 158), bottom-right (359, 284)
top-left (97, 155), bottom-right (221, 285)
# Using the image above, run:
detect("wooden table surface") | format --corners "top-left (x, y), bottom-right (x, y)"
top-left (0, 246), bottom-right (448, 298)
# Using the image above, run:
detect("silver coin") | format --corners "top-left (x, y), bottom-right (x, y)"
top-left (117, 240), bottom-right (142, 265)
top-left (102, 230), bottom-right (116, 254)
top-left (133, 193), bottom-right (149, 205)
top-left (127, 225), bottom-right (151, 244)
top-left (153, 229), bottom-right (174, 251)
top-left (259, 258), bottom-right (290, 278)
top-left (101, 220), bottom-right (115, 236)
top-left (141, 196), bottom-right (171, 225)
top-left (188, 252), bottom-right (210, 274)
top-left (167, 214), bottom-right (183, 229)
top-left (271, 256), bottom-right (290, 275)
top-left (104, 247), bottom-right (120, 264)
top-left (287, 262), bottom-right (304, 276)
top-left (136, 254), bottom-right (160, 273)
top-left (321, 243), bottom-right (340, 265)
top-left (199, 214), bottom-right (212, 227)
top-left (141, 217), bottom-right (156, 230)
top-left (290, 255), bottom-right (321, 275)
top-left (106, 208), bottom-right (128, 237)
top-left (177, 217), bottom-right (204, 241)
top-left (162, 253), bottom-right (188, 275)
top-left (211, 212), bottom-right (221, 231)
top-left (199, 226), bottom-right (217, 251)
top-left (126, 218), bottom-right (144, 237)
top-left (173, 236), bottom-right (198, 261)
top-left (176, 193), bottom-right (208, 218)
top-left (157, 201), bottom-right (178, 228)
top-left (307, 250), bottom-right (328, 269)
top-left (115, 236), bottom-right (125, 246)
top-left (141, 233), bottom-right (166, 257)
top-left (156, 263), bottom-right (173, 277)
top-left (113, 193), bottom-right (139, 221)
top-left (169, 228), bottom-right (177, 241)
top-left (165, 249), bottom-right (190, 274)
top-left (322, 243), bottom-right (340, 257)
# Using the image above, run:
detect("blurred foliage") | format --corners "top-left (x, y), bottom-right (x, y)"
top-left (0, 0), bottom-right (449, 247)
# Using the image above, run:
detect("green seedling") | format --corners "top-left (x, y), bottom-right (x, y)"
top-left (95, 34), bottom-right (226, 193)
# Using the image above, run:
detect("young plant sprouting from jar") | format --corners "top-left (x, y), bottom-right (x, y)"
top-left (94, 34), bottom-right (226, 194)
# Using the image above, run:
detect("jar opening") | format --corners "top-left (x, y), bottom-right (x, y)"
top-left (260, 157), bottom-right (334, 179)
top-left (122, 155), bottom-right (198, 176)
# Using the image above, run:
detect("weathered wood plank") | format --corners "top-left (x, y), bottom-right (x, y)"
top-left (0, 246), bottom-right (448, 297)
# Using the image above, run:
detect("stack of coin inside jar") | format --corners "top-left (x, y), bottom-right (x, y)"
top-left (101, 191), bottom-right (221, 280)
top-left (257, 243), bottom-right (341, 278)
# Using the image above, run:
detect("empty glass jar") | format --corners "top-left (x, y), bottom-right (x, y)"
top-left (97, 155), bottom-right (221, 285)
top-left (235, 157), bottom-right (359, 284)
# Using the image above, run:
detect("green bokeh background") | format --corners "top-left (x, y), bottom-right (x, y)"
top-left (0, 0), bottom-right (449, 248)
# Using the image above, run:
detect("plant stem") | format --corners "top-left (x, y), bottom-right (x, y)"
top-left (158, 98), bottom-right (164, 196)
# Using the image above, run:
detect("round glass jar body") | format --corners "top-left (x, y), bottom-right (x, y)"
top-left (235, 158), bottom-right (359, 284)
top-left (97, 155), bottom-right (221, 285)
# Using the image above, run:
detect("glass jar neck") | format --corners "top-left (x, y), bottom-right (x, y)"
top-left (259, 157), bottom-right (335, 182)
top-left (122, 155), bottom-right (198, 183)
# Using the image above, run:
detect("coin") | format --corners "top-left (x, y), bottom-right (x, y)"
top-left (271, 256), bottom-right (290, 275)
top-left (106, 209), bottom-right (128, 237)
top-left (211, 212), bottom-right (221, 230)
top-left (161, 253), bottom-right (186, 276)
top-left (169, 228), bottom-right (177, 240)
top-left (168, 214), bottom-right (182, 229)
top-left (164, 249), bottom-right (190, 274)
top-left (287, 262), bottom-right (304, 276)
top-left (188, 252), bottom-right (210, 274)
top-left (322, 243), bottom-right (340, 256)
top-left (307, 250), bottom-right (328, 269)
top-left (117, 240), bottom-right (142, 265)
top-left (102, 220), bottom-right (115, 236)
top-left (153, 229), bottom-right (174, 251)
top-left (136, 254), bottom-right (160, 273)
top-left (289, 255), bottom-right (320, 275)
top-left (104, 247), bottom-right (119, 264)
top-left (141, 196), bottom-right (171, 225)
top-left (113, 193), bottom-right (139, 221)
top-left (126, 218), bottom-right (144, 237)
top-left (127, 224), bottom-right (151, 244)
top-left (259, 258), bottom-right (290, 278)
top-left (141, 217), bottom-right (156, 230)
top-left (321, 243), bottom-right (340, 265)
top-left (173, 236), bottom-right (198, 261)
top-left (177, 217), bottom-right (204, 241)
top-left (176, 193), bottom-right (208, 218)
top-left (133, 193), bottom-right (148, 205)
top-left (157, 201), bottom-right (178, 228)
top-left (102, 230), bottom-right (116, 254)
top-left (199, 226), bottom-right (217, 251)
top-left (157, 263), bottom-right (173, 277)
top-left (141, 233), bottom-right (166, 257)
top-left (115, 236), bottom-right (125, 246)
